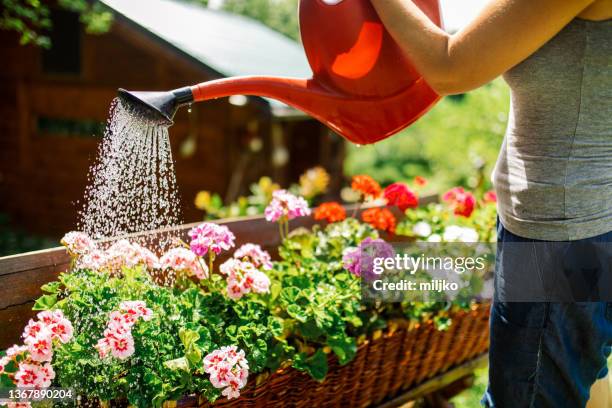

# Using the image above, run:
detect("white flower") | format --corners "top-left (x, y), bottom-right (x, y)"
top-left (443, 226), bottom-right (479, 243)
top-left (412, 222), bottom-right (432, 238)
top-left (427, 234), bottom-right (442, 242)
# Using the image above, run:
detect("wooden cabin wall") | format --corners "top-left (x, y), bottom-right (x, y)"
top-left (0, 14), bottom-right (335, 240)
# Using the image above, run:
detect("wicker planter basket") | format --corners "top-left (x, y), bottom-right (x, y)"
top-left (173, 303), bottom-right (490, 408)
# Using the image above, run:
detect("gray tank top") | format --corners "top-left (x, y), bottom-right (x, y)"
top-left (492, 18), bottom-right (612, 241)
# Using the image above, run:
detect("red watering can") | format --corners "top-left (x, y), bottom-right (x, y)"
top-left (119, 0), bottom-right (443, 145)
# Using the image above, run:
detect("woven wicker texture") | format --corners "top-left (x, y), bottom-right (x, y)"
top-left (190, 302), bottom-right (491, 408)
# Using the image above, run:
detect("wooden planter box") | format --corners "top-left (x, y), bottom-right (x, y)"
top-left (0, 201), bottom-right (490, 406)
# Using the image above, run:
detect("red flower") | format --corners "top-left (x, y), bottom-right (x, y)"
top-left (442, 187), bottom-right (476, 218)
top-left (414, 176), bottom-right (428, 187)
top-left (351, 175), bottom-right (382, 199)
top-left (484, 190), bottom-right (497, 204)
top-left (361, 208), bottom-right (397, 234)
top-left (313, 202), bottom-right (347, 223)
top-left (383, 183), bottom-right (418, 211)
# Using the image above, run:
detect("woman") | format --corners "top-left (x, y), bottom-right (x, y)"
top-left (369, 0), bottom-right (612, 406)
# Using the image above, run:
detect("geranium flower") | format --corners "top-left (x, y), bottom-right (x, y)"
top-left (78, 249), bottom-right (108, 270)
top-left (5, 345), bottom-right (28, 359)
top-left (264, 190), bottom-right (311, 222)
top-left (188, 223), bottom-right (236, 257)
top-left (342, 238), bottom-right (395, 280)
top-left (120, 300), bottom-right (154, 322)
top-left (95, 301), bottom-right (152, 360)
top-left (442, 187), bottom-right (476, 218)
top-left (484, 190), bottom-right (497, 204)
top-left (203, 346), bottom-right (249, 400)
top-left (24, 330), bottom-right (53, 362)
top-left (412, 221), bottom-right (432, 238)
top-left (313, 202), bottom-right (347, 223)
top-left (14, 363), bottom-right (41, 388)
top-left (107, 333), bottom-right (135, 360)
top-left (160, 247), bottom-right (208, 279)
top-left (61, 231), bottom-right (96, 256)
top-left (414, 176), bottom-right (428, 187)
top-left (383, 183), bottom-right (418, 211)
top-left (351, 175), bottom-right (381, 199)
top-left (443, 226), bottom-right (479, 242)
top-left (48, 317), bottom-right (74, 344)
top-left (220, 259), bottom-right (270, 300)
top-left (233, 244), bottom-right (272, 270)
top-left (361, 208), bottom-right (397, 234)
top-left (342, 247), bottom-right (361, 276)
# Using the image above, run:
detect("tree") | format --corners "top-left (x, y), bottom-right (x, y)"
top-left (220, 0), bottom-right (300, 41)
top-left (0, 0), bottom-right (112, 47)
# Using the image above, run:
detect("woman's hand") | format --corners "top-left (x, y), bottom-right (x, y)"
top-left (370, 0), bottom-right (596, 95)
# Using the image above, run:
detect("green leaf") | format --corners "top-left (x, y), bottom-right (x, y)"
top-left (293, 349), bottom-right (328, 381)
top-left (267, 316), bottom-right (284, 337)
top-left (32, 294), bottom-right (57, 310)
top-left (40, 281), bottom-right (60, 294)
top-left (328, 335), bottom-right (357, 365)
top-left (280, 287), bottom-right (300, 304)
top-left (286, 304), bottom-right (308, 323)
top-left (164, 357), bottom-right (190, 372)
top-left (179, 328), bottom-right (202, 366)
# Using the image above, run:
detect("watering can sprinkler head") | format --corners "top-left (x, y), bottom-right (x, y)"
top-left (117, 87), bottom-right (194, 126)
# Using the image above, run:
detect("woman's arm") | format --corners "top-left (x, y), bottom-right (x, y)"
top-left (370, 0), bottom-right (595, 95)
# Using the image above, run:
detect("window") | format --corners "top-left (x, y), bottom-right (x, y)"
top-left (42, 9), bottom-right (81, 75)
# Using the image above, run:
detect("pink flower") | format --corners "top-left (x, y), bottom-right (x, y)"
top-left (95, 301), bottom-right (151, 360)
top-left (132, 244), bottom-right (160, 269)
top-left (78, 249), bottom-right (108, 270)
top-left (13, 362), bottom-right (54, 389)
top-left (61, 231), bottom-right (97, 256)
top-left (5, 345), bottom-right (28, 359)
top-left (49, 318), bottom-right (74, 344)
top-left (36, 310), bottom-right (63, 326)
top-left (14, 363), bottom-right (41, 388)
top-left (442, 187), bottom-right (476, 218)
top-left (220, 259), bottom-right (270, 300)
top-left (484, 190), bottom-right (497, 204)
top-left (342, 247), bottom-right (361, 276)
top-left (6, 403), bottom-right (32, 408)
top-left (0, 356), bottom-right (10, 373)
top-left (264, 190), bottom-right (311, 222)
top-left (160, 247), bottom-right (208, 279)
top-left (188, 223), bottom-right (236, 257)
top-left (22, 320), bottom-right (44, 341)
top-left (234, 244), bottom-right (272, 270)
top-left (95, 338), bottom-right (111, 358)
top-left (203, 346), bottom-right (249, 400)
top-left (37, 363), bottom-right (55, 388)
top-left (120, 300), bottom-right (154, 322)
top-left (24, 330), bottom-right (53, 362)
top-left (343, 238), bottom-right (395, 280)
top-left (108, 333), bottom-right (135, 360)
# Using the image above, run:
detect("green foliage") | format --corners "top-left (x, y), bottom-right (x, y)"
top-left (345, 81), bottom-right (510, 193)
top-left (23, 210), bottom-right (491, 405)
top-left (220, 0), bottom-right (299, 41)
top-left (40, 267), bottom-right (275, 407)
top-left (1, 0), bottom-right (112, 47)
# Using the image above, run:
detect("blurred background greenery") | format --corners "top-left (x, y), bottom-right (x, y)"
top-left (344, 80), bottom-right (509, 194)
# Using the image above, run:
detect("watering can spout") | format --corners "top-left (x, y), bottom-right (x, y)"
top-left (117, 0), bottom-right (443, 144)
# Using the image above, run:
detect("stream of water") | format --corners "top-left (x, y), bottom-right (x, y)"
top-left (78, 97), bottom-right (182, 251)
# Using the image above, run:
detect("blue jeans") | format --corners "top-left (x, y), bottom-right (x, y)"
top-left (482, 220), bottom-right (612, 407)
